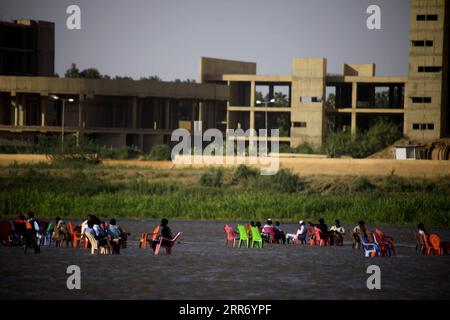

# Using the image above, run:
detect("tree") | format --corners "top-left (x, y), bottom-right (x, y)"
top-left (273, 92), bottom-right (288, 107)
top-left (140, 75), bottom-right (162, 81)
top-left (79, 68), bottom-right (102, 79)
top-left (65, 63), bottom-right (80, 78)
top-left (326, 93), bottom-right (336, 110)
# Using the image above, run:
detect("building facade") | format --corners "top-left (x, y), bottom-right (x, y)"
top-left (0, 0), bottom-right (448, 152)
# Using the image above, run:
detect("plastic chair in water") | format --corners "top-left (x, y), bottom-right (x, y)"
top-left (237, 225), bottom-right (250, 248)
top-left (224, 225), bottom-right (237, 248)
top-left (419, 233), bottom-right (432, 255)
top-left (360, 234), bottom-right (380, 257)
top-left (429, 234), bottom-right (444, 255)
top-left (139, 225), bottom-right (160, 249)
top-left (372, 231), bottom-right (391, 257)
top-left (84, 231), bottom-right (111, 255)
top-left (250, 226), bottom-right (263, 248)
top-left (314, 226), bottom-right (328, 246)
top-left (68, 221), bottom-right (81, 248)
top-left (154, 232), bottom-right (182, 256)
top-left (308, 227), bottom-right (316, 246)
top-left (374, 229), bottom-right (395, 255)
top-left (262, 226), bottom-right (276, 243)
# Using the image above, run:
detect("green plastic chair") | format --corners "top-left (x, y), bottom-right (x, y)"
top-left (250, 226), bottom-right (263, 248)
top-left (237, 225), bottom-right (249, 248)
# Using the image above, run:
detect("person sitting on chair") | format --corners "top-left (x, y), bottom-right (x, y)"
top-left (308, 218), bottom-right (329, 237)
top-left (107, 218), bottom-right (127, 253)
top-left (330, 219), bottom-right (345, 246)
top-left (286, 220), bottom-right (308, 244)
top-left (351, 220), bottom-right (367, 249)
top-left (274, 221), bottom-right (286, 244)
top-left (152, 218), bottom-right (173, 252)
top-left (261, 219), bottom-right (274, 242)
top-left (53, 217), bottom-right (70, 247)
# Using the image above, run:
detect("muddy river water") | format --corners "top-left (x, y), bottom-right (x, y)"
top-left (0, 220), bottom-right (449, 299)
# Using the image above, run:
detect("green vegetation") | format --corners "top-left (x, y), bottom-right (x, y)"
top-left (0, 163), bottom-right (449, 228)
top-left (279, 142), bottom-right (316, 154)
top-left (323, 119), bottom-right (403, 158)
top-left (143, 144), bottom-right (171, 161)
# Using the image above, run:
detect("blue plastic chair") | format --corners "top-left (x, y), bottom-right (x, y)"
top-left (360, 234), bottom-right (380, 257)
top-left (373, 232), bottom-right (391, 256)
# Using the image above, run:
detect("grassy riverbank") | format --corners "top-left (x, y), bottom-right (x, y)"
top-left (0, 161), bottom-right (449, 227)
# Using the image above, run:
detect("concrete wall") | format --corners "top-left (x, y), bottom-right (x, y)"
top-left (198, 57), bottom-right (256, 83)
top-left (291, 58), bottom-right (327, 147)
top-left (342, 64), bottom-right (375, 76)
top-left (405, 0), bottom-right (449, 140)
top-left (0, 76), bottom-right (229, 101)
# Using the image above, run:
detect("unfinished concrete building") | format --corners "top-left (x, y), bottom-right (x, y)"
top-left (0, 0), bottom-right (449, 152)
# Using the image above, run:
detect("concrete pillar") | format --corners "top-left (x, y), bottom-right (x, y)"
top-left (18, 96), bottom-right (25, 126)
top-left (132, 97), bottom-right (138, 129)
top-left (351, 82), bottom-right (357, 135)
top-left (191, 100), bottom-right (196, 132)
top-left (40, 95), bottom-right (47, 127)
top-left (250, 80), bottom-right (255, 132)
top-left (165, 99), bottom-right (170, 130)
top-left (11, 92), bottom-right (18, 126)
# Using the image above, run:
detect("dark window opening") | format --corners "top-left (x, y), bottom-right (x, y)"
top-left (416, 14), bottom-right (438, 21)
top-left (412, 123), bottom-right (434, 130)
top-left (411, 97), bottom-right (432, 103)
top-left (411, 40), bottom-right (434, 47)
top-left (293, 122), bottom-right (307, 128)
top-left (418, 66), bottom-right (442, 73)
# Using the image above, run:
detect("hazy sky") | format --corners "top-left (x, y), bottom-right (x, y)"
top-left (0, 0), bottom-right (410, 80)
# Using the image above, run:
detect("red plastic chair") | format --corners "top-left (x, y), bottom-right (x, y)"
top-left (429, 233), bottom-right (444, 255)
top-left (224, 225), bottom-right (237, 248)
top-left (420, 233), bottom-right (432, 255)
top-left (263, 226), bottom-right (276, 243)
top-left (155, 232), bottom-right (182, 256)
top-left (314, 226), bottom-right (328, 246)
top-left (308, 227), bottom-right (315, 246)
top-left (372, 231), bottom-right (391, 256)
top-left (68, 221), bottom-right (81, 248)
top-left (374, 229), bottom-right (395, 255)
top-left (139, 226), bottom-right (160, 249)
top-left (0, 221), bottom-right (12, 245)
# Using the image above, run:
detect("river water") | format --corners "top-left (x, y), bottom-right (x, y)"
top-left (0, 220), bottom-right (449, 300)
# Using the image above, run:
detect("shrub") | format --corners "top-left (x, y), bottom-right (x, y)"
top-left (232, 165), bottom-right (258, 183)
top-left (323, 119), bottom-right (403, 158)
top-left (352, 176), bottom-right (376, 192)
top-left (98, 146), bottom-right (141, 160)
top-left (144, 144), bottom-right (171, 161)
top-left (294, 142), bottom-right (314, 154)
top-left (199, 168), bottom-right (224, 188)
top-left (253, 169), bottom-right (303, 193)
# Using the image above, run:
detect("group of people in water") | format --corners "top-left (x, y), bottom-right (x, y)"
top-left (241, 217), bottom-right (446, 255)
top-left (2, 212), bottom-right (446, 256)
top-left (6, 213), bottom-right (130, 254)
top-left (3, 212), bottom-right (177, 255)
top-left (245, 218), bottom-right (349, 247)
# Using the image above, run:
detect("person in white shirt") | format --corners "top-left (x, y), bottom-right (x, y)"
top-left (286, 220), bottom-right (308, 244)
top-left (330, 219), bottom-right (345, 246)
